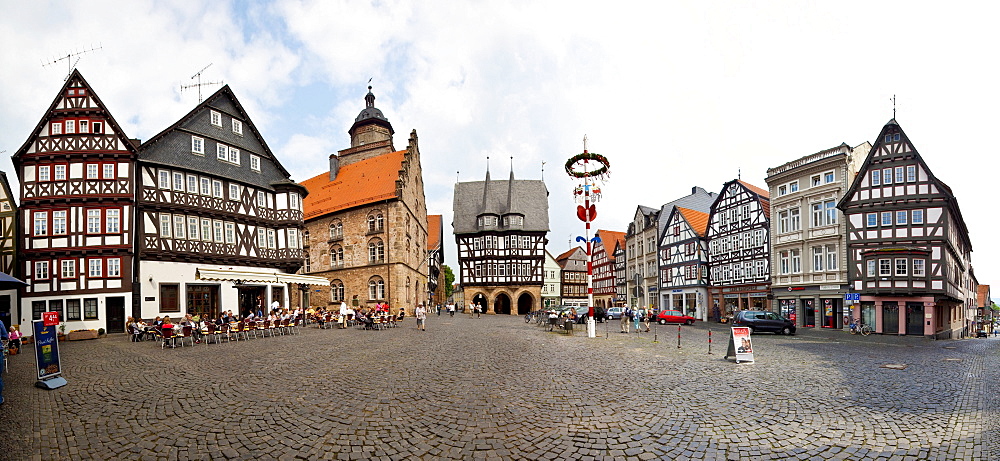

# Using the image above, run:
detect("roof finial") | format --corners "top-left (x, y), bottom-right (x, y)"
top-left (365, 79), bottom-right (375, 108)
top-left (456, 170), bottom-right (460, 184)
top-left (738, 168), bottom-right (741, 180)
top-left (486, 156), bottom-right (490, 174)
top-left (583, 134), bottom-right (588, 153)
top-left (892, 94), bottom-right (896, 119)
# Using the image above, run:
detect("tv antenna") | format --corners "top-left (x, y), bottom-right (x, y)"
top-left (180, 63), bottom-right (223, 103)
top-left (42, 44), bottom-right (103, 81)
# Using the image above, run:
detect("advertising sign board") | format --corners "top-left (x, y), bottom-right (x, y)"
top-left (32, 320), bottom-right (67, 389)
top-left (725, 327), bottom-right (755, 364)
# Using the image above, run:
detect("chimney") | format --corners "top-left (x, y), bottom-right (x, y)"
top-left (329, 154), bottom-right (340, 181)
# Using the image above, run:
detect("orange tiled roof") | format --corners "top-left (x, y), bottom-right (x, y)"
top-left (301, 150), bottom-right (404, 220)
top-left (738, 180), bottom-right (770, 199)
top-left (597, 230), bottom-right (626, 260)
top-left (556, 247), bottom-right (583, 262)
top-left (977, 285), bottom-right (990, 306)
top-left (427, 215), bottom-right (442, 250)
top-left (676, 207), bottom-right (709, 237)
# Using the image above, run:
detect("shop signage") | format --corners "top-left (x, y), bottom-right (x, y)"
top-left (32, 320), bottom-right (68, 390)
top-left (820, 285), bottom-right (841, 291)
top-left (42, 311), bottom-right (59, 327)
top-left (749, 292), bottom-right (768, 297)
top-left (787, 287), bottom-right (805, 291)
top-left (725, 327), bottom-right (755, 364)
top-left (723, 294), bottom-right (740, 298)
top-left (672, 289), bottom-right (683, 293)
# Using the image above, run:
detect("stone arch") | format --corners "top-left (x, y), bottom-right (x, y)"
top-left (516, 292), bottom-right (534, 315)
top-left (472, 293), bottom-right (488, 313)
top-left (493, 292), bottom-right (512, 315)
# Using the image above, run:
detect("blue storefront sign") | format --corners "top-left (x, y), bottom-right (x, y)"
top-left (32, 320), bottom-right (68, 389)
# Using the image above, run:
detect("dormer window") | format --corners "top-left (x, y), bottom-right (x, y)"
top-left (211, 110), bottom-right (222, 127)
top-left (477, 215), bottom-right (498, 228)
top-left (232, 119), bottom-right (243, 135)
top-left (502, 215), bottom-right (524, 227)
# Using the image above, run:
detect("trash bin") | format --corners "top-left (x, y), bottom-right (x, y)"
top-left (563, 319), bottom-right (573, 333)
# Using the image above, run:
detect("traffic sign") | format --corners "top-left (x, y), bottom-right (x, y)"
top-left (844, 293), bottom-right (860, 301)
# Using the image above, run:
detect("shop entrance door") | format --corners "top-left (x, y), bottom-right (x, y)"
top-left (882, 302), bottom-right (899, 335)
top-left (106, 297), bottom-right (126, 333)
top-left (187, 285), bottom-right (220, 320)
top-left (905, 302), bottom-right (924, 336)
top-left (803, 299), bottom-right (815, 327)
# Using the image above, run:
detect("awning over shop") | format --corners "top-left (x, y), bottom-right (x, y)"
top-left (195, 268), bottom-right (330, 286)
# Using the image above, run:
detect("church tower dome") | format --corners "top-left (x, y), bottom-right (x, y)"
top-left (348, 85), bottom-right (394, 148)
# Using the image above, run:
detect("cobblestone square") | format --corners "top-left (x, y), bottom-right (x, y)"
top-left (1, 315), bottom-right (998, 460)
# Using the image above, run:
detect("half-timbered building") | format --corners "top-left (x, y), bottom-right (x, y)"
top-left (706, 180), bottom-right (771, 321)
top-left (299, 87), bottom-right (428, 314)
top-left (613, 240), bottom-right (627, 306)
top-left (659, 207), bottom-right (710, 320)
top-left (0, 172), bottom-right (18, 331)
top-left (137, 85), bottom-right (318, 321)
top-left (592, 230), bottom-right (625, 308)
top-left (427, 214), bottom-right (444, 308)
top-left (556, 247), bottom-right (587, 308)
top-left (13, 70), bottom-right (137, 333)
top-left (838, 119), bottom-right (973, 338)
top-left (453, 170), bottom-right (548, 315)
top-left (766, 142), bottom-right (870, 329)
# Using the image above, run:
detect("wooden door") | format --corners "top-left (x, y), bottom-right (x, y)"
top-left (106, 297), bottom-right (126, 333)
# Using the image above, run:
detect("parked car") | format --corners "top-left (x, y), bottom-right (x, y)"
top-left (656, 309), bottom-right (696, 325)
top-left (606, 307), bottom-right (624, 320)
top-left (572, 306), bottom-right (606, 323)
top-left (731, 310), bottom-right (796, 335)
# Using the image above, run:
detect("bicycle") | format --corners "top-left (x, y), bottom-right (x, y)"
top-left (849, 321), bottom-right (872, 336)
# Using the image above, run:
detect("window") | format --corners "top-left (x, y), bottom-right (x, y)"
top-left (369, 239), bottom-right (385, 262)
top-left (329, 221), bottom-right (343, 239)
top-left (102, 163), bottom-right (115, 179)
top-left (906, 165), bottom-right (916, 182)
top-left (107, 258), bottom-right (120, 277)
top-left (187, 175), bottom-right (198, 193)
top-left (65, 120), bottom-right (75, 133)
top-left (106, 209), bottom-right (120, 233)
top-left (368, 277), bottom-right (385, 300)
top-left (38, 165), bottom-right (50, 182)
top-left (331, 281), bottom-right (345, 301)
top-left (88, 258), bottom-right (102, 277)
top-left (871, 170), bottom-right (880, 186)
top-left (912, 209), bottom-right (924, 224)
top-left (368, 213), bottom-right (385, 232)
top-left (290, 193), bottom-right (300, 211)
top-left (913, 259), bottom-right (926, 277)
top-left (83, 298), bottom-right (98, 319)
top-left (87, 209), bottom-right (102, 234)
top-left (200, 178), bottom-right (211, 196)
top-left (896, 210), bottom-right (907, 225)
top-left (66, 299), bottom-right (81, 321)
top-left (225, 222), bottom-right (235, 244)
top-left (258, 228), bottom-right (267, 247)
top-left (54, 164), bottom-right (66, 181)
top-left (250, 155), bottom-right (260, 172)
top-left (35, 261), bottom-right (49, 280)
top-left (255, 190), bottom-right (267, 208)
top-left (866, 213), bottom-right (877, 227)
top-left (895, 167), bottom-right (904, 183)
top-left (259, 225), bottom-right (266, 247)
top-left (867, 260), bottom-right (877, 277)
top-left (53, 210), bottom-right (67, 235)
top-left (882, 168), bottom-right (892, 185)
top-left (826, 245), bottom-right (837, 271)
top-left (79, 120), bottom-right (89, 133)
top-left (211, 110), bottom-right (222, 127)
top-left (779, 210), bottom-right (789, 233)
top-left (813, 246), bottom-right (824, 272)
top-left (790, 249), bottom-right (801, 273)
top-left (173, 172), bottom-right (184, 191)
top-left (232, 119), bottom-right (243, 135)
top-left (824, 201), bottom-right (837, 226)
top-left (213, 180), bottom-right (223, 198)
top-left (160, 284), bottom-right (180, 313)
top-left (780, 251), bottom-right (789, 274)
top-left (159, 214), bottom-right (172, 238)
top-left (92, 122), bottom-right (102, 134)
top-left (879, 259), bottom-right (891, 276)
top-left (228, 147), bottom-right (240, 165)
top-left (192, 136), bottom-right (204, 155)
top-left (895, 258), bottom-right (907, 276)
top-left (158, 170), bottom-right (170, 188)
top-left (51, 122), bottom-right (62, 135)
top-left (881, 212), bottom-right (892, 227)
top-left (824, 171), bottom-right (835, 184)
top-left (778, 185), bottom-right (787, 196)
top-left (217, 143), bottom-right (228, 161)
top-left (89, 164), bottom-right (101, 180)
top-left (173, 215), bottom-right (186, 239)
top-left (59, 259), bottom-right (76, 279)
top-left (201, 219), bottom-right (212, 242)
top-left (188, 217), bottom-right (199, 240)
top-left (229, 184), bottom-right (240, 201)
top-left (811, 175), bottom-right (821, 187)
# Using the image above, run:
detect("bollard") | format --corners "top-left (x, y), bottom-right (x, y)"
top-left (708, 328), bottom-right (712, 354)
top-left (653, 321), bottom-right (658, 343)
top-left (677, 324), bottom-right (682, 349)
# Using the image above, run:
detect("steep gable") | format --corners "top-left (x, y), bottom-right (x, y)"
top-left (302, 150), bottom-right (404, 219)
top-left (677, 207), bottom-right (710, 237)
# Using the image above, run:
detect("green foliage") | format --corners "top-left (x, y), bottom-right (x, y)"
top-left (443, 265), bottom-right (455, 298)
top-left (98, 328), bottom-right (106, 336)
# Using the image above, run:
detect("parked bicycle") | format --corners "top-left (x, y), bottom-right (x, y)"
top-left (849, 320), bottom-right (872, 336)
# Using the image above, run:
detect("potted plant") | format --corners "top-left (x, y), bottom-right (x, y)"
top-left (58, 323), bottom-right (67, 341)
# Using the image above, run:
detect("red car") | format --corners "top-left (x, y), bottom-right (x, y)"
top-left (656, 309), bottom-right (696, 325)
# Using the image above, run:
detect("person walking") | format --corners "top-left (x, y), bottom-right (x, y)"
top-left (643, 309), bottom-right (652, 332)
top-left (633, 307), bottom-right (643, 333)
top-left (620, 307), bottom-right (631, 333)
top-left (448, 303), bottom-right (455, 317)
top-left (476, 304), bottom-right (482, 319)
top-left (415, 303), bottom-right (427, 331)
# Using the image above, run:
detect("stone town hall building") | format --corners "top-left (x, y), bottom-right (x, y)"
top-left (296, 87), bottom-right (429, 313)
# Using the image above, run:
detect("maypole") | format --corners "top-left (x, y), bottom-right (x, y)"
top-left (565, 135), bottom-right (611, 338)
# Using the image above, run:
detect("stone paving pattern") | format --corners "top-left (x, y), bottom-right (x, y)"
top-left (1, 315), bottom-right (998, 460)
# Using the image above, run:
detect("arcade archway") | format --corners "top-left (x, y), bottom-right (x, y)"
top-left (517, 293), bottom-right (534, 315)
top-left (472, 293), bottom-right (487, 313)
top-left (494, 293), bottom-right (511, 315)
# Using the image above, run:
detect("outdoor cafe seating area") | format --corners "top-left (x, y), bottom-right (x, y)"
top-left (129, 318), bottom-right (301, 349)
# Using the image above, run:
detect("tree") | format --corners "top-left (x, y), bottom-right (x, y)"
top-left (443, 265), bottom-right (455, 298)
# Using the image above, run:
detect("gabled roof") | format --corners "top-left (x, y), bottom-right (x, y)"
top-left (655, 187), bottom-right (718, 230)
top-left (13, 69), bottom-right (137, 165)
top-left (738, 180), bottom-right (770, 199)
top-left (427, 215), bottom-right (442, 251)
top-left (677, 207), bottom-right (710, 237)
top-left (596, 230), bottom-right (626, 260)
top-left (837, 119), bottom-right (971, 250)
top-left (452, 171), bottom-right (549, 234)
top-left (302, 150), bottom-right (405, 220)
top-left (555, 246), bottom-right (585, 262)
top-left (711, 179), bottom-right (771, 221)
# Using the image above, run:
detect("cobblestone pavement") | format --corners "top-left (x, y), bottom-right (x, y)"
top-left (1, 315), bottom-right (998, 460)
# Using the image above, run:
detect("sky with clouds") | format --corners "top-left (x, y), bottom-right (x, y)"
top-left (1, 1), bottom-right (998, 300)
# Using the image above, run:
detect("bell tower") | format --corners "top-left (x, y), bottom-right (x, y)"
top-left (337, 85), bottom-right (395, 167)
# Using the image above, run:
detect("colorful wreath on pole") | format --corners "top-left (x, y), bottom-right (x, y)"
top-left (564, 152), bottom-right (611, 180)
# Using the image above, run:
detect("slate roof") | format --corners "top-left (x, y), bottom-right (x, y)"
top-left (301, 150), bottom-right (405, 220)
top-left (427, 215), bottom-right (442, 251)
top-left (452, 172), bottom-right (549, 234)
top-left (138, 85), bottom-right (297, 192)
top-left (656, 186), bottom-right (718, 229)
top-left (677, 207), bottom-right (710, 237)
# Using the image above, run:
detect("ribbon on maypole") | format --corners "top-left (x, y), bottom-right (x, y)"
top-left (565, 136), bottom-right (610, 338)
